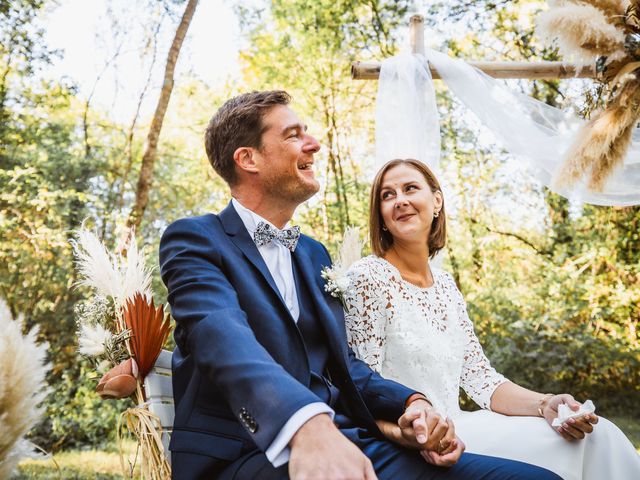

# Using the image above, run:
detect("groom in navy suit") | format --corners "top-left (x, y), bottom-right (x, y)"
top-left (159, 90), bottom-right (561, 479)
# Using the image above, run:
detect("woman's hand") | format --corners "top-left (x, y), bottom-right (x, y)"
top-left (542, 394), bottom-right (599, 441)
top-left (398, 399), bottom-right (455, 452)
top-left (420, 435), bottom-right (465, 467)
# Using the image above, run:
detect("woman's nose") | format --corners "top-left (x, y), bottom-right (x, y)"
top-left (394, 194), bottom-right (408, 207)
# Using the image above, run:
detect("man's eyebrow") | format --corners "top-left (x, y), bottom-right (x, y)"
top-left (281, 123), bottom-right (307, 135)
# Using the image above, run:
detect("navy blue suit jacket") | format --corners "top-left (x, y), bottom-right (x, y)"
top-left (159, 203), bottom-right (416, 472)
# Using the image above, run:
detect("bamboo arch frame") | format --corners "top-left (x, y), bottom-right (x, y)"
top-left (351, 15), bottom-right (598, 80)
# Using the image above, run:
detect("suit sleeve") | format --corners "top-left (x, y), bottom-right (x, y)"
top-left (160, 219), bottom-right (323, 452)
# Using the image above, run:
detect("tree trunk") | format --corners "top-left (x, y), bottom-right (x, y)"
top-left (125, 0), bottom-right (199, 234)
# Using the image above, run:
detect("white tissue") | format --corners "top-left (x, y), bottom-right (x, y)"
top-left (552, 399), bottom-right (596, 427)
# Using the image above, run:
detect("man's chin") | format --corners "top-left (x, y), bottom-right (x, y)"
top-left (298, 181), bottom-right (320, 202)
top-left (290, 179), bottom-right (320, 204)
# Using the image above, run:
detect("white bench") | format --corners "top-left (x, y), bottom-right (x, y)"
top-left (143, 349), bottom-right (174, 463)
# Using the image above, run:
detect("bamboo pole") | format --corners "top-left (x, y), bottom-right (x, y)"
top-left (409, 14), bottom-right (425, 55)
top-left (351, 60), bottom-right (598, 80)
top-left (353, 13), bottom-right (598, 80)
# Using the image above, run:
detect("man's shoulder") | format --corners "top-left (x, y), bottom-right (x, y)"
top-left (165, 212), bottom-right (219, 232)
top-left (160, 213), bottom-right (225, 246)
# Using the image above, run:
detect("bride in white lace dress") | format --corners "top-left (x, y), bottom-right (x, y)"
top-left (344, 159), bottom-right (640, 480)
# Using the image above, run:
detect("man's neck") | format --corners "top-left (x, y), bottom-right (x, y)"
top-left (232, 192), bottom-right (295, 229)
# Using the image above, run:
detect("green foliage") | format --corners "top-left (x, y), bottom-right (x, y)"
top-left (1, 0), bottom-right (639, 455)
top-left (30, 365), bottom-right (128, 451)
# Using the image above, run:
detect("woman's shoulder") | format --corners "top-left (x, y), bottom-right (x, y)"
top-left (432, 266), bottom-right (457, 285)
top-left (346, 255), bottom-right (397, 288)
top-left (347, 255), bottom-right (393, 277)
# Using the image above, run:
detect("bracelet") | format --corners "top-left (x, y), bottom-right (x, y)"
top-left (404, 393), bottom-right (430, 410)
top-left (537, 393), bottom-right (554, 417)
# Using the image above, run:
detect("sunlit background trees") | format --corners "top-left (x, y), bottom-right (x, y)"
top-left (1, 0), bottom-right (638, 466)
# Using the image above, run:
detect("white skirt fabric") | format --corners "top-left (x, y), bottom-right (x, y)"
top-left (455, 410), bottom-right (640, 480)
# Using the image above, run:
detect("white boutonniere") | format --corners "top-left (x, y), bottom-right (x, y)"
top-left (321, 227), bottom-right (363, 308)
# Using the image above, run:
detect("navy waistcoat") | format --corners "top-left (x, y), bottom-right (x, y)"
top-left (292, 253), bottom-right (340, 408)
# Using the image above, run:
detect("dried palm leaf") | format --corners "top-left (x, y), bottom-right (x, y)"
top-left (123, 293), bottom-right (171, 381)
top-left (556, 77), bottom-right (640, 189)
top-left (538, 4), bottom-right (626, 61)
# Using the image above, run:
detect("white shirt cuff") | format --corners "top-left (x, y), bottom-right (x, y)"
top-left (265, 402), bottom-right (335, 467)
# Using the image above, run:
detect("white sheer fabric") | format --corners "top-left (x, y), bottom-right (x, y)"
top-left (375, 51), bottom-right (640, 206)
top-left (344, 255), bottom-right (640, 480)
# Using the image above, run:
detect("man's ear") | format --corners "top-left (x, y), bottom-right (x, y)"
top-left (233, 147), bottom-right (259, 174)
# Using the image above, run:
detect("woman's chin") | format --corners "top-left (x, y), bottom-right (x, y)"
top-left (391, 229), bottom-right (428, 243)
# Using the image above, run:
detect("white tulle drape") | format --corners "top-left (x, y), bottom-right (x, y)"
top-left (375, 51), bottom-right (640, 206)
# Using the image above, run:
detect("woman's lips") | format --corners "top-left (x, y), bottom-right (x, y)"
top-left (395, 213), bottom-right (415, 222)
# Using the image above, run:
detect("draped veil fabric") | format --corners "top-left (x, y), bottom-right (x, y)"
top-left (375, 51), bottom-right (640, 206)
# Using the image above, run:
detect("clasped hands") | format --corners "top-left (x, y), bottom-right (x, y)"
top-left (288, 399), bottom-right (463, 480)
top-left (396, 398), bottom-right (464, 466)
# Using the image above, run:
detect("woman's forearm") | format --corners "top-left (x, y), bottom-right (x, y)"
top-left (489, 381), bottom-right (550, 416)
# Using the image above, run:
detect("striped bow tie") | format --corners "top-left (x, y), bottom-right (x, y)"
top-left (253, 221), bottom-right (300, 252)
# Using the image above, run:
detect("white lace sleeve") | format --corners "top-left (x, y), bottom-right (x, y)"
top-left (446, 274), bottom-right (508, 410)
top-left (343, 259), bottom-right (393, 373)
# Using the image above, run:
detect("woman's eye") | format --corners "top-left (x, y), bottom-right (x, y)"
top-left (406, 185), bottom-right (418, 191)
top-left (381, 191), bottom-right (392, 199)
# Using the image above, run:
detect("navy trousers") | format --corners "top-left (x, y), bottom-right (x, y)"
top-left (213, 423), bottom-right (561, 480)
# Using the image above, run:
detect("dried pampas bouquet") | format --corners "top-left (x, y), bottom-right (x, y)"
top-left (537, 0), bottom-right (640, 190)
top-left (0, 299), bottom-right (49, 478)
top-left (71, 227), bottom-right (171, 479)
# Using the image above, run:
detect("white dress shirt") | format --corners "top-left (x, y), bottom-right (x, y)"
top-left (231, 199), bottom-right (334, 467)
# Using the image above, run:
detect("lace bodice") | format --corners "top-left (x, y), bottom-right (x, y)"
top-left (344, 255), bottom-right (507, 417)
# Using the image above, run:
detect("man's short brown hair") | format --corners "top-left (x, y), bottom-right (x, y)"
top-left (369, 159), bottom-right (446, 259)
top-left (204, 90), bottom-right (292, 186)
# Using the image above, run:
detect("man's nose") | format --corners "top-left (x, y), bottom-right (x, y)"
top-left (303, 134), bottom-right (321, 153)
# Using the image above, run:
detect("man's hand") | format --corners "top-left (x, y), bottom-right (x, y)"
top-left (289, 414), bottom-right (377, 480)
top-left (398, 399), bottom-right (455, 453)
top-left (420, 436), bottom-right (465, 467)
top-left (543, 394), bottom-right (598, 442)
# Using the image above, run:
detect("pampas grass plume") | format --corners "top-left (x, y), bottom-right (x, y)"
top-left (72, 227), bottom-right (153, 306)
top-left (338, 227), bottom-right (363, 273)
top-left (120, 235), bottom-right (153, 304)
top-left (581, 0), bottom-right (628, 21)
top-left (78, 322), bottom-right (113, 357)
top-left (537, 3), bottom-right (626, 61)
top-left (0, 299), bottom-right (49, 478)
top-left (72, 228), bottom-right (122, 301)
top-left (556, 78), bottom-right (640, 189)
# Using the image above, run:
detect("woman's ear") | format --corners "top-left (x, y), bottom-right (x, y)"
top-left (434, 190), bottom-right (444, 211)
top-left (233, 147), bottom-right (259, 174)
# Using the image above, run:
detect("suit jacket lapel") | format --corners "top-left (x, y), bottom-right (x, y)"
top-left (293, 245), bottom-right (349, 364)
top-left (219, 202), bottom-right (291, 317)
